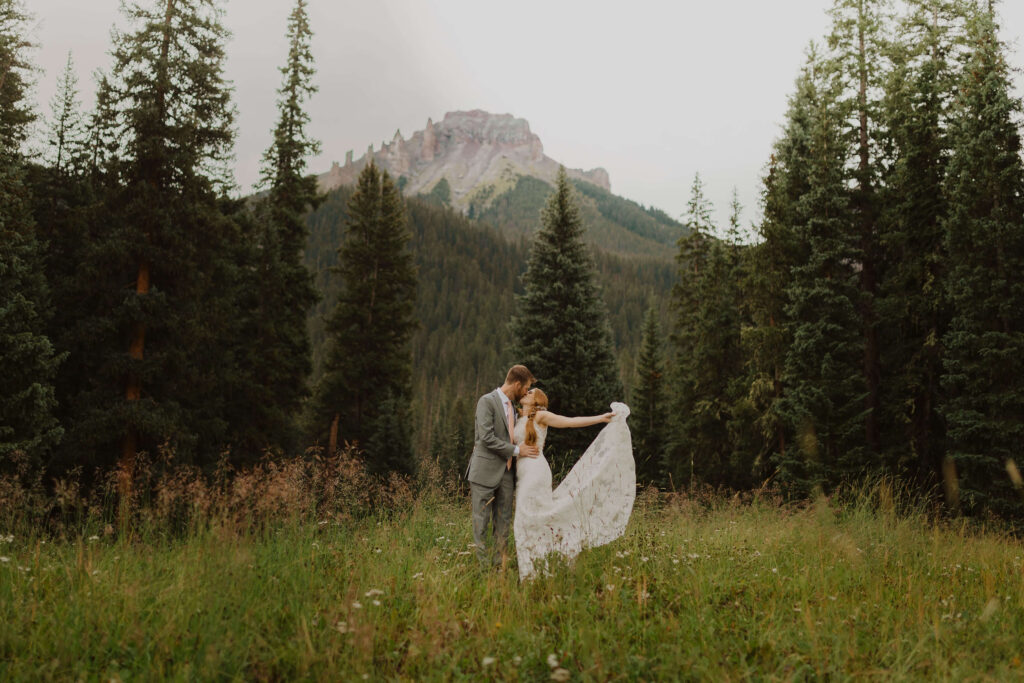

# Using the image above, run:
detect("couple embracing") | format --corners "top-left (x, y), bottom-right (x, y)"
top-left (466, 365), bottom-right (636, 580)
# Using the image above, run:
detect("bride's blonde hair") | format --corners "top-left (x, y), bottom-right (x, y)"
top-left (523, 388), bottom-right (548, 447)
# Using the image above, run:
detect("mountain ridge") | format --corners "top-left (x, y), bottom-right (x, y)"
top-left (317, 109), bottom-right (686, 259)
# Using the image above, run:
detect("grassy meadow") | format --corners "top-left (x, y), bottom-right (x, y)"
top-left (2, 480), bottom-right (1024, 681)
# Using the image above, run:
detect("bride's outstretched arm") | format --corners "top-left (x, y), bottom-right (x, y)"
top-left (536, 410), bottom-right (614, 429)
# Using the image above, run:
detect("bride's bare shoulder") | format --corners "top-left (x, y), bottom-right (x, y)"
top-left (534, 409), bottom-right (553, 426)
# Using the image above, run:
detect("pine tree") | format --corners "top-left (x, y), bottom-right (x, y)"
top-left (54, 0), bottom-right (244, 481)
top-left (665, 174), bottom-right (713, 489)
top-left (310, 161), bottom-right (417, 475)
top-left (939, 7), bottom-right (1024, 516)
top-left (243, 0), bottom-right (322, 454)
top-left (666, 174), bottom-right (748, 489)
top-left (510, 166), bottom-right (622, 459)
top-left (826, 0), bottom-right (891, 459)
top-left (46, 51), bottom-right (86, 175)
top-left (0, 0), bottom-right (64, 473)
top-left (876, 0), bottom-right (967, 485)
top-left (630, 303), bottom-right (668, 486)
top-left (742, 64), bottom-right (821, 484)
top-left (775, 47), bottom-right (866, 494)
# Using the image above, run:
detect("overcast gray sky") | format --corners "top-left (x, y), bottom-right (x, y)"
top-left (27, 0), bottom-right (1024, 231)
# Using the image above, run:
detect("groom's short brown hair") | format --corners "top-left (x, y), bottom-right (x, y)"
top-left (505, 365), bottom-right (535, 386)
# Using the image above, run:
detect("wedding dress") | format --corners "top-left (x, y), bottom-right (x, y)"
top-left (513, 402), bottom-right (636, 580)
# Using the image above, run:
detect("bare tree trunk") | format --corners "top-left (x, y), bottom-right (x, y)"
top-left (328, 413), bottom-right (340, 454)
top-left (119, 261), bottom-right (150, 499)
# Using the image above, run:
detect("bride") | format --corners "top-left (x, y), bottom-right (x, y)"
top-left (512, 388), bottom-right (636, 580)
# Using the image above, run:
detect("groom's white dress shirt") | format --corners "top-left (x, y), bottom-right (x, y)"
top-left (495, 388), bottom-right (520, 457)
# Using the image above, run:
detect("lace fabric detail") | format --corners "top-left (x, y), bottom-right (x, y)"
top-left (513, 402), bottom-right (636, 580)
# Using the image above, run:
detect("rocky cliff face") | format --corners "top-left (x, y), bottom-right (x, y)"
top-left (317, 110), bottom-right (610, 213)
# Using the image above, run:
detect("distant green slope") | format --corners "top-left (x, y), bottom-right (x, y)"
top-left (473, 175), bottom-right (686, 258)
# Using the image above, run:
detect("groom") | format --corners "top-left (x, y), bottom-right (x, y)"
top-left (466, 365), bottom-right (540, 569)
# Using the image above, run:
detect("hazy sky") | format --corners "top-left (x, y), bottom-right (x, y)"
top-left (27, 0), bottom-right (1024, 230)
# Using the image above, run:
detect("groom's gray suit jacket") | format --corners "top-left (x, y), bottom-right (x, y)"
top-left (466, 389), bottom-right (517, 489)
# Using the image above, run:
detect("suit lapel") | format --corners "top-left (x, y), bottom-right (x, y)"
top-left (493, 389), bottom-right (511, 442)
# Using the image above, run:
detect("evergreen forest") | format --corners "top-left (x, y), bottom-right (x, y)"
top-left (3, 0), bottom-right (1024, 524)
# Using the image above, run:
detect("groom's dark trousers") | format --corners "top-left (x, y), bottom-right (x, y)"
top-left (466, 389), bottom-right (518, 568)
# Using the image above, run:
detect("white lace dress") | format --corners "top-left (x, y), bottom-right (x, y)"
top-left (513, 402), bottom-right (636, 580)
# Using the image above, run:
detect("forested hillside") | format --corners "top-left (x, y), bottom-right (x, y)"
top-left (303, 185), bottom-right (676, 446)
top-left (473, 175), bottom-right (685, 257)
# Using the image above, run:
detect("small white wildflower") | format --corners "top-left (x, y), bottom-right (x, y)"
top-left (482, 656), bottom-right (496, 667)
top-left (547, 653), bottom-right (560, 668)
top-left (457, 551), bottom-right (472, 556)
top-left (372, 599), bottom-right (381, 606)
top-left (435, 536), bottom-right (446, 542)
top-left (334, 621), bottom-right (349, 633)
top-left (412, 572), bottom-right (424, 580)
top-left (351, 601), bottom-right (363, 609)
top-left (641, 556), bottom-right (649, 562)
top-left (318, 519), bottom-right (329, 526)
top-left (1, 534), bottom-right (12, 543)
top-left (374, 548), bottom-right (382, 554)
top-left (512, 655), bottom-right (522, 665)
top-left (772, 567), bottom-right (779, 573)
top-left (0, 557), bottom-right (9, 563)
top-left (364, 589), bottom-right (384, 597)
top-left (672, 559), bottom-right (680, 565)
top-left (828, 595), bottom-right (837, 601)
top-left (605, 584), bottom-right (615, 592)
top-left (551, 667), bottom-right (571, 682)
top-left (88, 535), bottom-right (99, 542)
top-left (688, 553), bottom-right (700, 559)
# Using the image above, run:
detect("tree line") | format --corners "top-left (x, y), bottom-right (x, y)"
top-left (2, 0), bottom-right (334, 489)
top-left (630, 0), bottom-right (1024, 520)
top-left (4, 0), bottom-right (1024, 524)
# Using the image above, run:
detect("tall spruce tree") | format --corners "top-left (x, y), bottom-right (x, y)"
top-left (776, 47), bottom-right (867, 494)
top-left (743, 63), bottom-right (820, 483)
top-left (939, 7), bottom-right (1024, 516)
top-left (667, 174), bottom-right (748, 489)
top-left (510, 166), bottom-right (622, 460)
top-left (826, 0), bottom-right (891, 459)
top-left (665, 173), bottom-right (713, 489)
top-left (310, 161), bottom-right (417, 475)
top-left (877, 0), bottom-right (967, 485)
top-left (54, 0), bottom-right (244, 481)
top-left (244, 0), bottom-right (321, 454)
top-left (630, 303), bottom-right (668, 486)
top-left (0, 0), bottom-right (64, 473)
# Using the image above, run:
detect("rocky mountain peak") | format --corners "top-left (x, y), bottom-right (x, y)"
top-left (319, 110), bottom-right (610, 214)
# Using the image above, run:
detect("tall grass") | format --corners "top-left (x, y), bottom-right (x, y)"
top-left (1, 458), bottom-right (1023, 680)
